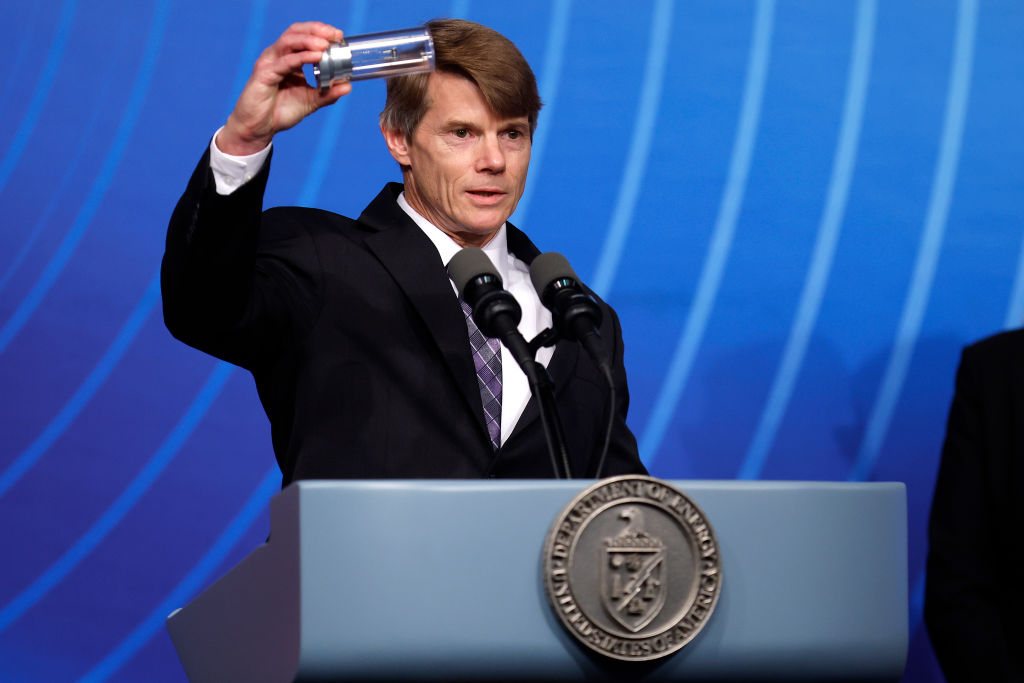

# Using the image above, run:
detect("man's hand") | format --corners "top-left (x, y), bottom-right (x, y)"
top-left (218, 22), bottom-right (353, 156)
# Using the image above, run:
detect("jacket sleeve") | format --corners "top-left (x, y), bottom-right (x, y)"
top-left (161, 146), bottom-right (321, 370)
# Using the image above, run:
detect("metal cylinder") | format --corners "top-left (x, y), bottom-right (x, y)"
top-left (314, 26), bottom-right (435, 91)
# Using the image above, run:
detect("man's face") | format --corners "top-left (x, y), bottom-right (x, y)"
top-left (383, 71), bottom-right (531, 247)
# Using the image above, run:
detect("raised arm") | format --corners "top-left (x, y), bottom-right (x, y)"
top-left (163, 22), bottom-right (352, 368)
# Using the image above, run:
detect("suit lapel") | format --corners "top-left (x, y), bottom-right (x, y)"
top-left (359, 185), bottom-right (491, 443)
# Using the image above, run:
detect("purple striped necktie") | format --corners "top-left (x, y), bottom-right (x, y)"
top-left (458, 297), bottom-right (502, 450)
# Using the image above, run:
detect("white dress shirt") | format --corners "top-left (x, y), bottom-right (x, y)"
top-left (208, 130), bottom-right (553, 444)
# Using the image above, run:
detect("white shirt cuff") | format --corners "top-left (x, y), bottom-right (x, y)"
top-left (209, 126), bottom-right (272, 195)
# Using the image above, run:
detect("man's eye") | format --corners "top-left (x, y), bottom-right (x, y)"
top-left (506, 130), bottom-right (521, 140)
top-left (453, 128), bottom-right (469, 138)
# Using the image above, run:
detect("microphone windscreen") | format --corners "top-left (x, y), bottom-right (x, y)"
top-left (448, 247), bottom-right (501, 296)
top-left (529, 252), bottom-right (579, 295)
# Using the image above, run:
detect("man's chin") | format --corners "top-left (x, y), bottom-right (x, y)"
top-left (449, 221), bottom-right (506, 248)
top-left (461, 214), bottom-right (509, 236)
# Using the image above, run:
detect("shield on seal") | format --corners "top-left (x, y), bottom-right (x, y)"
top-left (601, 506), bottom-right (666, 633)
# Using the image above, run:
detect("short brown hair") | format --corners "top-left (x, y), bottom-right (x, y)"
top-left (380, 19), bottom-right (542, 139)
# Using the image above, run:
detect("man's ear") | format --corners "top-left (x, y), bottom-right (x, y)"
top-left (381, 125), bottom-right (411, 166)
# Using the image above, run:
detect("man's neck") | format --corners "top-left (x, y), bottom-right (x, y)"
top-left (396, 192), bottom-right (510, 277)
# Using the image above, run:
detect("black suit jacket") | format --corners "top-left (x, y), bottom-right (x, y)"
top-left (162, 149), bottom-right (645, 485)
top-left (925, 329), bottom-right (1024, 681)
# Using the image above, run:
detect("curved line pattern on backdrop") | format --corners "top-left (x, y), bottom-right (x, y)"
top-left (0, 0), bottom-right (170, 356)
top-left (640, 0), bottom-right (775, 465)
top-left (0, 0), bottom-right (271, 501)
top-left (848, 0), bottom-right (977, 482)
top-left (0, 0), bottom-right (77, 198)
top-left (0, 4), bottom-right (41, 123)
top-left (0, 362), bottom-right (234, 633)
top-left (0, 0), bottom-right (273, 626)
top-left (0, 278), bottom-right (160, 499)
top-left (509, 0), bottom-right (571, 229)
top-left (738, 0), bottom-right (876, 480)
top-left (0, 16), bottom-right (125, 295)
top-left (590, 0), bottom-right (673, 297)
top-left (77, 466), bottom-right (281, 683)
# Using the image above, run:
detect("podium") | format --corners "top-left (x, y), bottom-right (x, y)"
top-left (167, 480), bottom-right (907, 681)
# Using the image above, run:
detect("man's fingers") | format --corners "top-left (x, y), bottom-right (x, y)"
top-left (264, 32), bottom-right (332, 61)
top-left (251, 49), bottom-right (325, 86)
top-left (254, 22), bottom-right (345, 82)
top-left (277, 50), bottom-right (326, 73)
top-left (282, 21), bottom-right (343, 42)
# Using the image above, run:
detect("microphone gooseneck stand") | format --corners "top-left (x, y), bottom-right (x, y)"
top-left (514, 339), bottom-right (572, 481)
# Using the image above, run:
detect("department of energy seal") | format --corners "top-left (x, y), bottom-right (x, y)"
top-left (542, 476), bottom-right (722, 662)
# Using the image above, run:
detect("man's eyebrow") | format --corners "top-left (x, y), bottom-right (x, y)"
top-left (439, 117), bottom-right (528, 129)
top-left (442, 118), bottom-right (476, 130)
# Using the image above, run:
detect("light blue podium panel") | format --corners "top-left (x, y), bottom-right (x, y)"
top-left (166, 480), bottom-right (907, 682)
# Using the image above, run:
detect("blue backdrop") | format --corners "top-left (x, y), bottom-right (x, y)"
top-left (1, 0), bottom-right (1021, 680)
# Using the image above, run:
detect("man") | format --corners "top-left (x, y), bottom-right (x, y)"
top-left (162, 19), bottom-right (645, 485)
top-left (925, 329), bottom-right (1024, 680)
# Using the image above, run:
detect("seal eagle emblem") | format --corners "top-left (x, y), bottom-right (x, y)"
top-left (542, 476), bottom-right (722, 661)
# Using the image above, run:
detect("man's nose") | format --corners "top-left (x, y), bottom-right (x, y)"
top-left (475, 134), bottom-right (506, 173)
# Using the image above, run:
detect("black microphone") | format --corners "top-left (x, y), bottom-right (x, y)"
top-left (448, 247), bottom-right (532, 372)
top-left (529, 252), bottom-right (611, 376)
